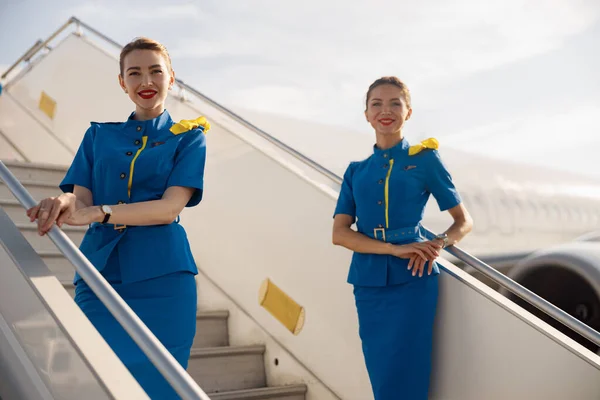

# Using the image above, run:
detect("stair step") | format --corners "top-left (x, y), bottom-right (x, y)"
top-left (188, 346), bottom-right (266, 393)
top-left (18, 223), bottom-right (86, 252)
top-left (39, 250), bottom-right (74, 281)
top-left (62, 280), bottom-right (75, 297)
top-left (0, 179), bottom-right (62, 201)
top-left (55, 281), bottom-right (298, 398)
top-left (194, 310), bottom-right (230, 348)
top-left (1, 160), bottom-right (67, 186)
top-left (208, 384), bottom-right (307, 400)
top-left (60, 280), bottom-right (229, 349)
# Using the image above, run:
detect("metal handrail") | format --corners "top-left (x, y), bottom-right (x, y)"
top-left (5, 17), bottom-right (600, 350)
top-left (1, 16), bottom-right (76, 81)
top-left (0, 162), bottom-right (210, 400)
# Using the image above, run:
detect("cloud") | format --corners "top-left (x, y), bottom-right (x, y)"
top-left (157, 0), bottom-right (600, 131)
top-left (6, 0), bottom-right (599, 177)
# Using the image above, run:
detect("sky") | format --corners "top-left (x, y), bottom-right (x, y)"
top-left (1, 0), bottom-right (600, 177)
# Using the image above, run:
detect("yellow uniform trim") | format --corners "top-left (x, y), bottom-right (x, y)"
top-left (384, 159), bottom-right (395, 229)
top-left (408, 137), bottom-right (439, 156)
top-left (128, 136), bottom-right (148, 198)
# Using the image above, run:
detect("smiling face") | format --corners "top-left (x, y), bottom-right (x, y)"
top-left (118, 43), bottom-right (175, 120)
top-left (365, 83), bottom-right (412, 137)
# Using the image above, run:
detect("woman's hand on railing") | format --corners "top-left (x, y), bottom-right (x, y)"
top-left (26, 193), bottom-right (77, 235)
top-left (392, 241), bottom-right (442, 277)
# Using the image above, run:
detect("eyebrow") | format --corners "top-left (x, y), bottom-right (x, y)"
top-left (370, 97), bottom-right (402, 101)
top-left (126, 64), bottom-right (163, 72)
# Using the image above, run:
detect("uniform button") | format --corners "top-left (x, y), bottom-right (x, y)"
top-left (134, 139), bottom-right (141, 145)
top-left (120, 173), bottom-right (126, 179)
top-left (378, 179), bottom-right (384, 184)
top-left (383, 154), bottom-right (388, 158)
top-left (117, 200), bottom-right (125, 204)
top-left (378, 200), bottom-right (383, 205)
top-left (126, 151), bottom-right (133, 156)
top-left (378, 224), bottom-right (383, 228)
top-left (136, 126), bottom-right (142, 132)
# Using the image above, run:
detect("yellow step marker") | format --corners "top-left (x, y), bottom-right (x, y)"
top-left (39, 91), bottom-right (57, 120)
top-left (259, 278), bottom-right (305, 335)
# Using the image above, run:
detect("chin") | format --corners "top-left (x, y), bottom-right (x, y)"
top-left (136, 101), bottom-right (162, 111)
top-left (379, 127), bottom-right (401, 136)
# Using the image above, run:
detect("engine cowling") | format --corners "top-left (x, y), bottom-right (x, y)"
top-left (501, 242), bottom-right (600, 353)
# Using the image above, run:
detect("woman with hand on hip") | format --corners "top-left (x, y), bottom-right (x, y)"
top-left (27, 37), bottom-right (210, 399)
top-left (332, 76), bottom-right (473, 400)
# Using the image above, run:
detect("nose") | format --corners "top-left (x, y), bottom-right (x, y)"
top-left (141, 73), bottom-right (153, 87)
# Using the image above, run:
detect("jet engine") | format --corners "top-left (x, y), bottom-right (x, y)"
top-left (501, 239), bottom-right (600, 353)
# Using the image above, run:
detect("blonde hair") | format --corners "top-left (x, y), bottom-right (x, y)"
top-left (119, 37), bottom-right (173, 76)
top-left (366, 76), bottom-right (411, 110)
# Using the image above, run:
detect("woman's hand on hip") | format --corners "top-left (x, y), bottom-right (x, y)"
top-left (26, 193), bottom-right (77, 235)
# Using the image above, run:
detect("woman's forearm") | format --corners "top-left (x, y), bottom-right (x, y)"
top-left (332, 226), bottom-right (395, 255)
top-left (444, 214), bottom-right (473, 246)
top-left (93, 199), bottom-right (181, 226)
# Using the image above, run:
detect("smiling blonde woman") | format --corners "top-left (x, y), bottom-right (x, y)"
top-left (332, 76), bottom-right (473, 399)
top-left (27, 37), bottom-right (210, 399)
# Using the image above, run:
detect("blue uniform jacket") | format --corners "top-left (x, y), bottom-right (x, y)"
top-left (334, 138), bottom-right (461, 287)
top-left (60, 110), bottom-right (206, 285)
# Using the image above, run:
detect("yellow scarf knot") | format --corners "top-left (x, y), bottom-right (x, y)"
top-left (170, 116), bottom-right (211, 135)
top-left (408, 137), bottom-right (439, 156)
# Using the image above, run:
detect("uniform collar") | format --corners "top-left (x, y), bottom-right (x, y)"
top-left (373, 137), bottom-right (410, 159)
top-left (123, 109), bottom-right (174, 138)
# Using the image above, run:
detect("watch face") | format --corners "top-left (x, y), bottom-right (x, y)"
top-left (102, 205), bottom-right (112, 214)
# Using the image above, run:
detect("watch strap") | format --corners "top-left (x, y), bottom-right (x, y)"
top-left (100, 205), bottom-right (111, 224)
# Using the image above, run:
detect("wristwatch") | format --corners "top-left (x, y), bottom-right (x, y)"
top-left (434, 233), bottom-right (449, 248)
top-left (100, 205), bottom-right (112, 224)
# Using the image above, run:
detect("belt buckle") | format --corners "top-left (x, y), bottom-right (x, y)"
top-left (373, 228), bottom-right (386, 242)
top-left (114, 224), bottom-right (127, 231)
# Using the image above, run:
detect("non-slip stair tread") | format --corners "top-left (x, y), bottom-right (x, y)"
top-left (0, 179), bottom-right (60, 187)
top-left (0, 199), bottom-right (20, 205)
top-left (207, 384), bottom-right (307, 400)
top-left (38, 250), bottom-right (66, 257)
top-left (2, 159), bottom-right (68, 172)
top-left (190, 345), bottom-right (265, 358)
top-left (197, 310), bottom-right (229, 319)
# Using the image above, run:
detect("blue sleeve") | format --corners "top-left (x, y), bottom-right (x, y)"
top-left (59, 125), bottom-right (95, 193)
top-left (425, 150), bottom-right (462, 211)
top-left (333, 163), bottom-right (357, 220)
top-left (167, 130), bottom-right (207, 207)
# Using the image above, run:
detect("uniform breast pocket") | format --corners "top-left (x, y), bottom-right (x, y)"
top-left (391, 167), bottom-right (426, 201)
top-left (135, 140), bottom-right (179, 191)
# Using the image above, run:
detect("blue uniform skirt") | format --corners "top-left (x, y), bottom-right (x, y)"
top-left (354, 275), bottom-right (438, 400)
top-left (74, 250), bottom-right (197, 399)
